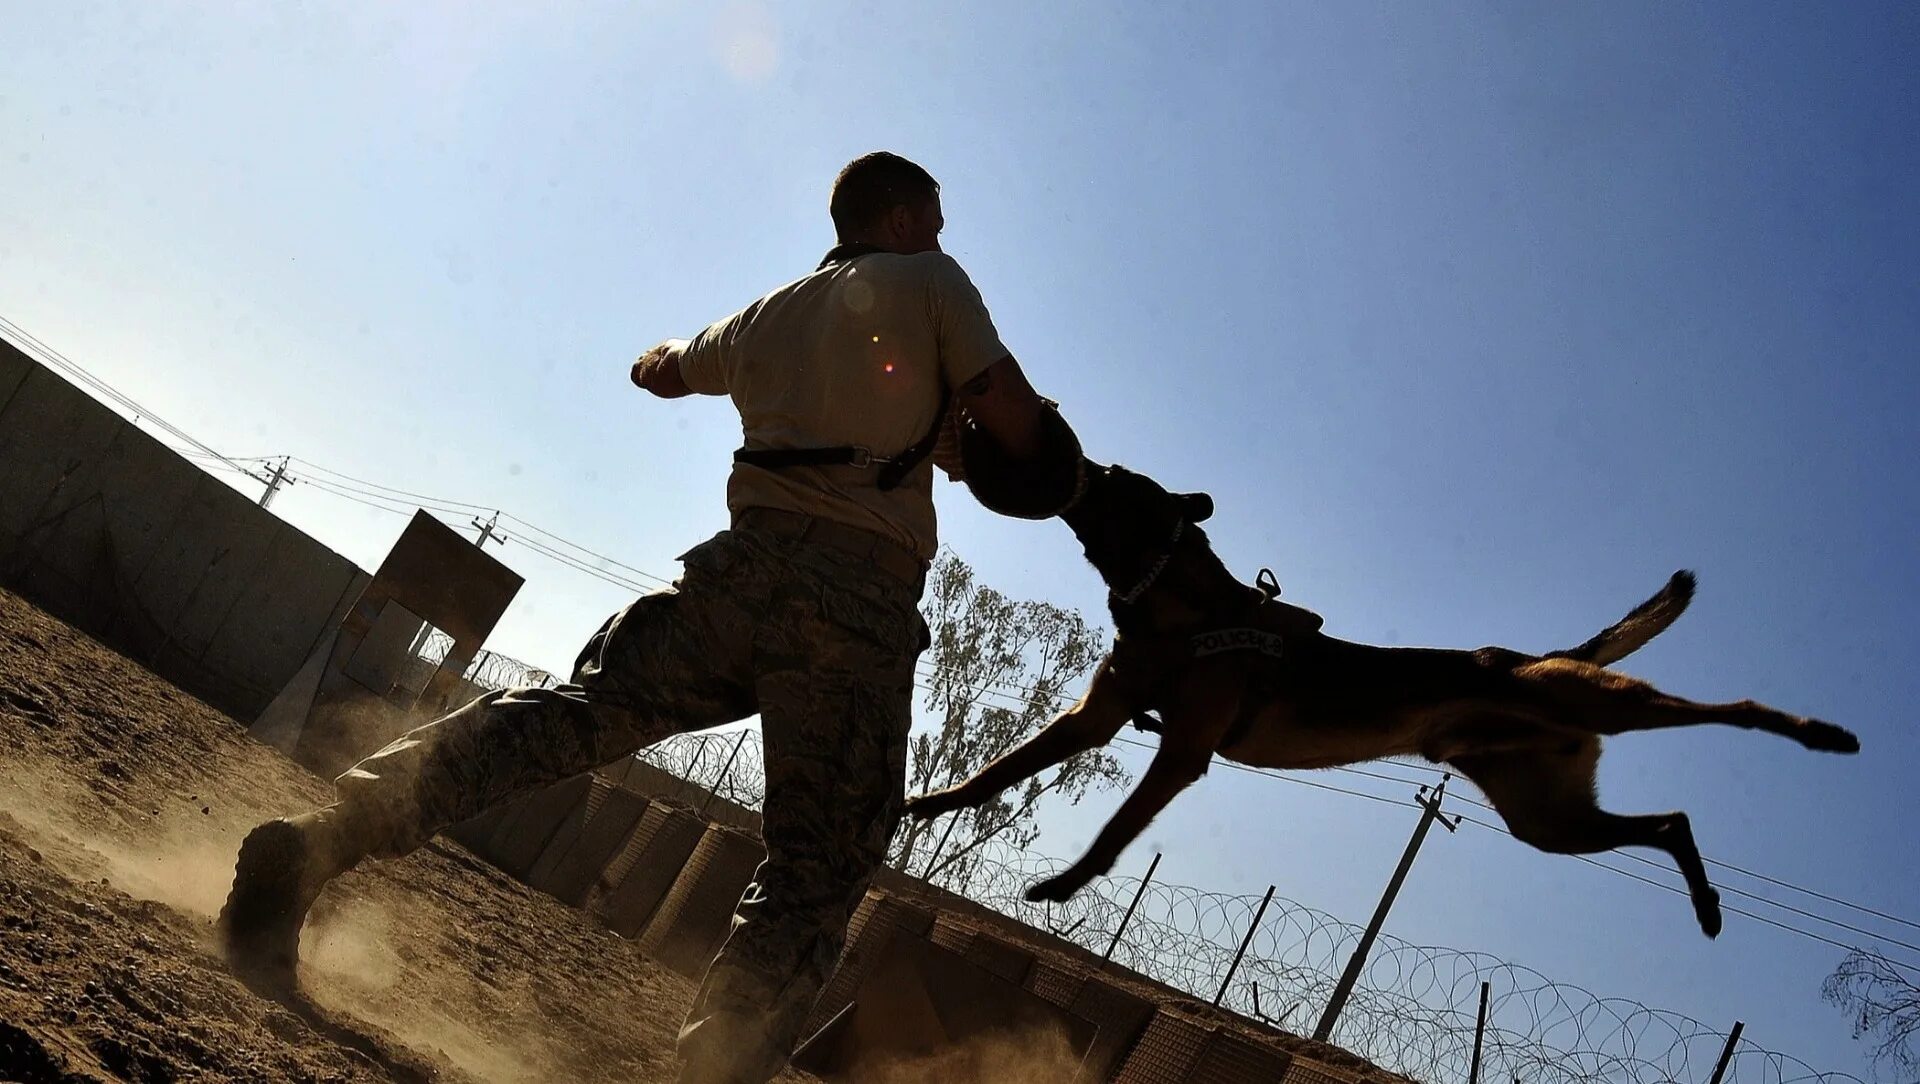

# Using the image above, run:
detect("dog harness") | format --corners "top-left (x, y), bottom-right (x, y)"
top-left (1192, 569), bottom-right (1298, 658)
top-left (1126, 569), bottom-right (1314, 746)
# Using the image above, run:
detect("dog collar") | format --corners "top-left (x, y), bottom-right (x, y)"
top-left (1113, 519), bottom-right (1184, 605)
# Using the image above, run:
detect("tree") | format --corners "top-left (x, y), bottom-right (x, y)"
top-left (1825, 949), bottom-right (1920, 1081)
top-left (890, 550), bottom-right (1130, 891)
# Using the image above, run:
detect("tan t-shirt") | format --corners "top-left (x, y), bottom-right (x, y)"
top-left (678, 251), bottom-right (1008, 560)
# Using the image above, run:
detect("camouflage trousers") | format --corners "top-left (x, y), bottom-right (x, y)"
top-left (330, 523), bottom-right (926, 1084)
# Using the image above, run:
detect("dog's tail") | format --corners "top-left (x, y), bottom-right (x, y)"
top-left (1546, 570), bottom-right (1697, 666)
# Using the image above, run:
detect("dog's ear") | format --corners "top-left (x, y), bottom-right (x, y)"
top-left (1178, 492), bottom-right (1214, 523)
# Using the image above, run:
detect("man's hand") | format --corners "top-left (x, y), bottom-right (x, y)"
top-left (631, 339), bottom-right (694, 399)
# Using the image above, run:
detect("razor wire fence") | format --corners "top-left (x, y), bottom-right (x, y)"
top-left (619, 725), bottom-right (1867, 1084)
top-left (633, 726), bottom-right (770, 813)
top-left (414, 628), bottom-right (561, 693)
top-left (435, 645), bottom-right (1866, 1084)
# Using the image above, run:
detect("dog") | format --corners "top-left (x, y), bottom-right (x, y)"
top-left (903, 462), bottom-right (1859, 937)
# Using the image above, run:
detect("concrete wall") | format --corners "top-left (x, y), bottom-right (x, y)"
top-left (0, 341), bottom-right (368, 721)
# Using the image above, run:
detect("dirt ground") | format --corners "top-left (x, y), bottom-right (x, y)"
top-left (0, 586), bottom-right (828, 1084)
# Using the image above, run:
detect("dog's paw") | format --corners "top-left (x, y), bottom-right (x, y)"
top-left (1799, 719), bottom-right (1860, 754)
top-left (1024, 873), bottom-right (1087, 904)
top-left (1695, 886), bottom-right (1723, 939)
top-left (901, 792), bottom-right (953, 821)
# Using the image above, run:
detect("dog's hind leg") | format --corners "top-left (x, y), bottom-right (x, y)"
top-left (1450, 739), bottom-right (1724, 937)
top-left (1514, 658), bottom-right (1859, 753)
top-left (903, 660), bottom-right (1135, 822)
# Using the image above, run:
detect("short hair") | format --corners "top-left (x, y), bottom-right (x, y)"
top-left (830, 152), bottom-right (940, 238)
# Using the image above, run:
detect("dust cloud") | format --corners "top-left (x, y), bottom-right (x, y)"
top-left (859, 1024), bottom-right (1085, 1084)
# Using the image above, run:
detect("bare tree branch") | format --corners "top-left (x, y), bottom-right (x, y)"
top-left (1826, 948), bottom-right (1920, 1080)
top-left (890, 549), bottom-right (1131, 883)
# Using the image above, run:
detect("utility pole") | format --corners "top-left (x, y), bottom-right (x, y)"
top-left (1312, 774), bottom-right (1461, 1042)
top-left (471, 510), bottom-right (507, 548)
top-left (255, 456), bottom-right (294, 508)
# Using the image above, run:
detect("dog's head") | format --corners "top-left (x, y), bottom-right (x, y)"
top-left (1064, 462), bottom-right (1217, 605)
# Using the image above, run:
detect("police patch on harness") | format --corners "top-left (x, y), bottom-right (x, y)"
top-left (1191, 627), bottom-right (1288, 658)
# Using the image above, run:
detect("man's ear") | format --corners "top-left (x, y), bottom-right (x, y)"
top-left (1177, 492), bottom-right (1214, 523)
top-left (883, 204), bottom-right (913, 243)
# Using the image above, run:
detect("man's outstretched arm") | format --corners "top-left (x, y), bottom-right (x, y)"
top-left (631, 339), bottom-right (696, 399)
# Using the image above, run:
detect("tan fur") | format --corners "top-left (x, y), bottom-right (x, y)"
top-left (907, 551), bottom-right (1857, 938)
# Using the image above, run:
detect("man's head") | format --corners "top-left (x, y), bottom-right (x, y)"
top-left (830, 151), bottom-right (943, 254)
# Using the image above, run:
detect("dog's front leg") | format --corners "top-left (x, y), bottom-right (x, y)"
top-left (1026, 661), bottom-right (1244, 903)
top-left (904, 660), bottom-right (1134, 821)
top-left (1025, 740), bottom-right (1210, 903)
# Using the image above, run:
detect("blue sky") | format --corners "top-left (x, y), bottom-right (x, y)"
top-left (3, 1), bottom-right (1915, 1073)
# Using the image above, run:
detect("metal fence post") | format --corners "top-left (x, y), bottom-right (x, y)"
top-left (1103, 851), bottom-right (1162, 964)
top-left (1707, 1021), bottom-right (1744, 1084)
top-left (1214, 884), bottom-right (1276, 1007)
top-left (1470, 980), bottom-right (1490, 1084)
top-left (699, 729), bottom-right (751, 818)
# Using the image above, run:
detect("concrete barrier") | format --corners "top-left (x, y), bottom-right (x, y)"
top-left (1283, 1060), bottom-right (1361, 1084)
top-left (1025, 957), bottom-right (1087, 1012)
top-left (1111, 1006), bottom-right (1301, 1084)
top-left (591, 802), bottom-right (708, 938)
top-left (636, 822), bottom-right (766, 976)
top-left (790, 930), bottom-right (1098, 1083)
top-left (1068, 974), bottom-right (1158, 1083)
top-left (805, 891), bottom-right (938, 1038)
top-left (480, 774), bottom-right (594, 879)
top-left (1113, 1008), bottom-right (1215, 1084)
top-left (0, 343), bottom-right (366, 721)
top-left (641, 821), bottom-right (768, 970)
top-left (1193, 1028), bottom-right (1296, 1081)
top-left (444, 803), bottom-right (513, 853)
top-left (928, 914), bottom-right (1037, 987)
top-left (530, 784), bottom-right (651, 906)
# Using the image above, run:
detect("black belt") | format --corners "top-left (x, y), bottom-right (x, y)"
top-left (734, 388), bottom-right (950, 491)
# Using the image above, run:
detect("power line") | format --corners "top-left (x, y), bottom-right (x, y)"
top-left (1449, 810), bottom-right (1920, 974)
top-left (1562, 851), bottom-right (1920, 979)
top-left (508, 533), bottom-right (657, 595)
top-left (499, 513), bottom-right (675, 588)
top-left (1602, 837), bottom-right (1920, 957)
top-left (288, 473), bottom-right (661, 596)
top-left (288, 456), bottom-right (497, 514)
top-left (263, 462), bottom-right (676, 594)
top-left (0, 317), bottom-right (259, 476)
top-left (299, 470), bottom-right (491, 520)
top-left (296, 474), bottom-right (422, 517)
top-left (1702, 855), bottom-right (1920, 938)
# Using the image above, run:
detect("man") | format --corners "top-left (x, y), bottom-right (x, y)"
top-left (220, 151), bottom-right (1051, 1083)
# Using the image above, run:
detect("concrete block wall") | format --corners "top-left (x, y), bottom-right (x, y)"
top-left (0, 341), bottom-right (367, 721)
